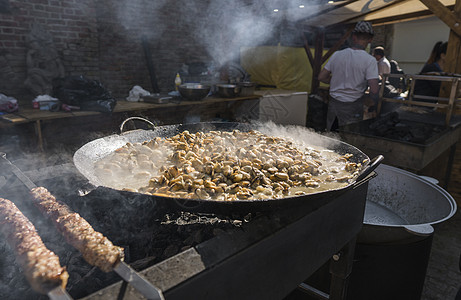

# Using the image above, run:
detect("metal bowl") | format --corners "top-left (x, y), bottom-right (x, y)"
top-left (238, 82), bottom-right (256, 96)
top-left (216, 84), bottom-right (241, 98)
top-left (178, 84), bottom-right (211, 101)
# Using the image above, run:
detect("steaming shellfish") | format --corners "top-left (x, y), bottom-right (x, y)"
top-left (94, 129), bottom-right (365, 201)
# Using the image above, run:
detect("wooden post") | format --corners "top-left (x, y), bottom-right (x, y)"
top-left (304, 25), bottom-right (352, 95)
top-left (424, 0), bottom-right (461, 114)
top-left (442, 0), bottom-right (461, 84)
top-left (311, 28), bottom-right (325, 95)
top-left (303, 32), bottom-right (315, 69)
top-left (34, 120), bottom-right (44, 152)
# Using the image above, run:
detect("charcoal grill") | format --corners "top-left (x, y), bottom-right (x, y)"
top-left (338, 108), bottom-right (461, 188)
top-left (81, 174), bottom-right (373, 300)
top-left (0, 119), bottom-right (382, 300)
top-left (0, 160), bottom-right (375, 300)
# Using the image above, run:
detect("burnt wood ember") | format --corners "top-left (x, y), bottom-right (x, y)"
top-left (0, 171), bottom-right (246, 299)
top-left (359, 112), bottom-right (445, 144)
top-left (155, 212), bottom-right (245, 260)
top-left (66, 209), bottom-right (245, 298)
top-left (338, 108), bottom-right (461, 182)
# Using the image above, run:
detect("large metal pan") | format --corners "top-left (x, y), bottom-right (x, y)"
top-left (73, 121), bottom-right (383, 214)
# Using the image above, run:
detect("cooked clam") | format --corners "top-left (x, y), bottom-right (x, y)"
top-left (94, 129), bottom-right (363, 200)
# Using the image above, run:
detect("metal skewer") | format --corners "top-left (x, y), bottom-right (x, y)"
top-left (47, 286), bottom-right (73, 300)
top-left (1, 153), bottom-right (73, 300)
top-left (1, 152), bottom-right (164, 300)
top-left (114, 261), bottom-right (164, 300)
top-left (1, 152), bottom-right (36, 190)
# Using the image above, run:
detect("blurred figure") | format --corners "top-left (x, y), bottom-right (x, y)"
top-left (413, 41), bottom-right (448, 102)
top-left (23, 24), bottom-right (65, 96)
top-left (389, 59), bottom-right (406, 93)
top-left (380, 59), bottom-right (406, 114)
top-left (372, 46), bottom-right (391, 79)
top-left (318, 21), bottom-right (379, 131)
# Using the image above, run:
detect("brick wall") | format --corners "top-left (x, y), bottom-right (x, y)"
top-left (0, 0), bottom-right (216, 105)
top-left (0, 1), bottom-right (393, 106)
top-left (0, 0), bottom-right (99, 104)
top-left (94, 0), bottom-right (213, 98)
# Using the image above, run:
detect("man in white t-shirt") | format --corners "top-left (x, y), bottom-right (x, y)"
top-left (318, 21), bottom-right (379, 131)
top-left (372, 46), bottom-right (391, 78)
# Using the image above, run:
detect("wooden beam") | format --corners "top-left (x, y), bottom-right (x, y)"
top-left (296, 0), bottom-right (360, 28)
top-left (440, 0), bottom-right (461, 106)
top-left (447, 0), bottom-right (461, 73)
top-left (419, 0), bottom-right (461, 37)
top-left (337, 0), bottom-right (408, 28)
top-left (369, 10), bottom-right (444, 26)
top-left (303, 32), bottom-right (315, 68)
top-left (321, 26), bottom-right (354, 64)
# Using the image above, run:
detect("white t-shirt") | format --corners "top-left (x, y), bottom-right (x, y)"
top-left (378, 56), bottom-right (391, 75)
top-left (324, 48), bottom-right (379, 102)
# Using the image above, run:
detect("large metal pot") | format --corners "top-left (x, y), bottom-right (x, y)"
top-left (73, 121), bottom-right (382, 215)
top-left (360, 164), bottom-right (457, 244)
top-left (348, 164), bottom-right (457, 300)
top-left (304, 164), bottom-right (457, 300)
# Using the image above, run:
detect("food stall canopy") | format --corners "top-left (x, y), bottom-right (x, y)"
top-left (291, 0), bottom-right (456, 28)
top-left (265, 0), bottom-right (461, 93)
top-left (240, 0), bottom-right (461, 93)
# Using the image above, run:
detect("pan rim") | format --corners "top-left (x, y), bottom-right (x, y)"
top-left (73, 121), bottom-right (371, 204)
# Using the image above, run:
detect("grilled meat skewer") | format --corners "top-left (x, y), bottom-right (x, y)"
top-left (0, 198), bottom-right (69, 295)
top-left (30, 187), bottom-right (124, 272)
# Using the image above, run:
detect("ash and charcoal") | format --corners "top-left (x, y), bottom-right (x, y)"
top-left (154, 211), bottom-right (247, 258)
top-left (0, 172), bottom-right (248, 299)
top-left (367, 112), bottom-right (445, 144)
top-left (64, 210), bottom-right (247, 299)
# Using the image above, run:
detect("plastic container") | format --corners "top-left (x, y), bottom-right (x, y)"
top-left (175, 73), bottom-right (182, 91)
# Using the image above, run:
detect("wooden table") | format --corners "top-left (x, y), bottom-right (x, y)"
top-left (0, 95), bottom-right (260, 151)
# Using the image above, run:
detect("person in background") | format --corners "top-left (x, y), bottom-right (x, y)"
top-left (373, 46), bottom-right (400, 101)
top-left (318, 21), bottom-right (379, 131)
top-left (413, 41), bottom-right (448, 102)
top-left (372, 46), bottom-right (391, 79)
top-left (380, 59), bottom-right (406, 113)
top-left (389, 59), bottom-right (406, 93)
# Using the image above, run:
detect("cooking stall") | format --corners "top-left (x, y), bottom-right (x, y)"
top-left (321, 74), bottom-right (461, 300)
top-left (0, 122), bottom-right (381, 300)
top-left (339, 74), bottom-right (461, 189)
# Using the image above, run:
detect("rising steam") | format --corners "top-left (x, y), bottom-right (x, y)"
top-left (114, 0), bottom-right (321, 67)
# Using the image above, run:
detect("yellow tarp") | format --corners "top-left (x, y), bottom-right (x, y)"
top-left (240, 45), bottom-right (325, 92)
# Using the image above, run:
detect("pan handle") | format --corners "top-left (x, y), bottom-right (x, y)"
top-left (120, 117), bottom-right (155, 134)
top-left (404, 224), bottom-right (434, 236)
top-left (355, 155), bottom-right (384, 183)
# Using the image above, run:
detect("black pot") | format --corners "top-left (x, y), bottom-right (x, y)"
top-left (288, 164), bottom-right (457, 300)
